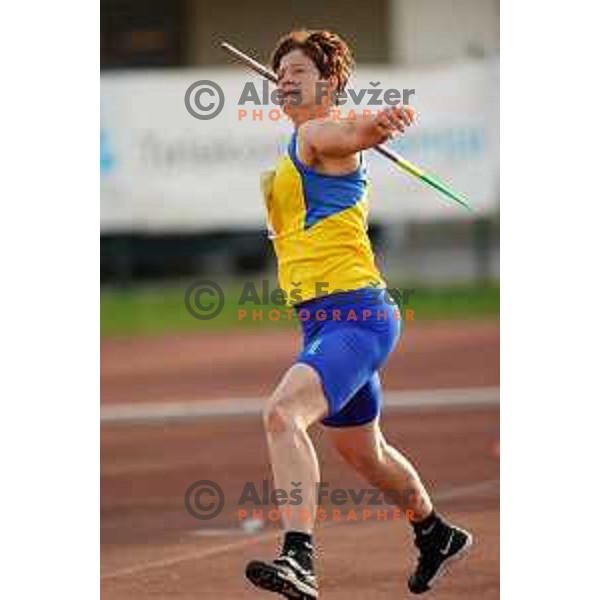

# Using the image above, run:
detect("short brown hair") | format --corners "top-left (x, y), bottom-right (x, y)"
top-left (271, 30), bottom-right (354, 96)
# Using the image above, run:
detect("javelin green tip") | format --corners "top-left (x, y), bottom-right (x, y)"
top-left (418, 171), bottom-right (473, 212)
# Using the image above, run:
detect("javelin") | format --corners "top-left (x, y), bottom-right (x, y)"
top-left (221, 41), bottom-right (472, 212)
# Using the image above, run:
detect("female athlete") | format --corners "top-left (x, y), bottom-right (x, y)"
top-left (245, 30), bottom-right (472, 599)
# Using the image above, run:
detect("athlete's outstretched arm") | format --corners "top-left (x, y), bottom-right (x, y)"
top-left (301, 106), bottom-right (415, 158)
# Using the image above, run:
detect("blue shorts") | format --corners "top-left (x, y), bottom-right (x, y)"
top-left (294, 287), bottom-right (402, 427)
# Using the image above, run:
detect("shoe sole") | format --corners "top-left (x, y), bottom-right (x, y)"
top-left (246, 560), bottom-right (318, 599)
top-left (423, 532), bottom-right (474, 593)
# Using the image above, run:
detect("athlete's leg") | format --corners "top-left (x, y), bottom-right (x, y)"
top-left (328, 413), bottom-right (472, 594)
top-left (247, 364), bottom-right (326, 598)
top-left (327, 417), bottom-right (433, 520)
top-left (263, 362), bottom-right (328, 533)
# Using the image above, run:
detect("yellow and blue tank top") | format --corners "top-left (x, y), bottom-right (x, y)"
top-left (260, 130), bottom-right (384, 305)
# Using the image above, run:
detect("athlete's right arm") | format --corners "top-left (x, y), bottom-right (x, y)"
top-left (302, 106), bottom-right (415, 159)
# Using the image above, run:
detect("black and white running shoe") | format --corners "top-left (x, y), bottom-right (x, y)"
top-left (246, 553), bottom-right (318, 599)
top-left (408, 523), bottom-right (473, 594)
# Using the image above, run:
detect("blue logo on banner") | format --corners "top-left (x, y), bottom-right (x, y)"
top-left (101, 127), bottom-right (115, 175)
top-left (391, 127), bottom-right (485, 161)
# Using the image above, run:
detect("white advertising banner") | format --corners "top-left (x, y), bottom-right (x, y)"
top-left (101, 58), bottom-right (499, 232)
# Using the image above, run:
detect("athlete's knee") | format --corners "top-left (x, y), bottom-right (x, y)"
top-left (263, 401), bottom-right (288, 435)
top-left (263, 394), bottom-right (301, 436)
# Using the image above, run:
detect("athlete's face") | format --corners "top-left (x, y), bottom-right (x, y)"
top-left (276, 49), bottom-right (337, 118)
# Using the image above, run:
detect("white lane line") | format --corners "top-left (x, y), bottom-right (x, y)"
top-left (100, 531), bottom-right (279, 581)
top-left (436, 479), bottom-right (499, 502)
top-left (101, 387), bottom-right (499, 425)
top-left (100, 478), bottom-right (499, 581)
top-left (188, 528), bottom-right (253, 537)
